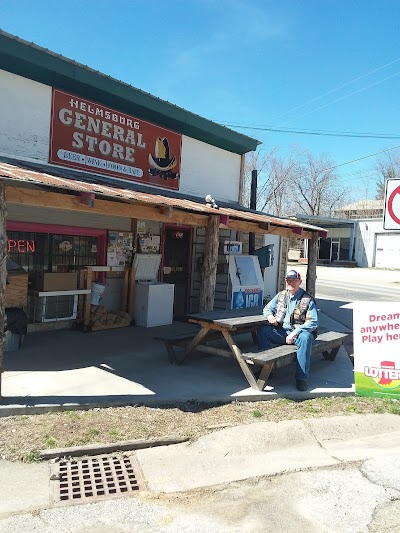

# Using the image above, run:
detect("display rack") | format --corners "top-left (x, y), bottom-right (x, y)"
top-left (77, 266), bottom-right (136, 332)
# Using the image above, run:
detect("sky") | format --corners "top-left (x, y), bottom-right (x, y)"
top-left (1, 0), bottom-right (400, 201)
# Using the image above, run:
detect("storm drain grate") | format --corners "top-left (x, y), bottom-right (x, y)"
top-left (50, 454), bottom-right (145, 504)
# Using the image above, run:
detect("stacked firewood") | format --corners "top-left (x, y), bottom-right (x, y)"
top-left (89, 304), bottom-right (132, 328)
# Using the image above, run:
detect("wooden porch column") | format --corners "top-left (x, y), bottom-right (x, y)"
top-left (306, 232), bottom-right (318, 298)
top-left (0, 180), bottom-right (7, 397)
top-left (199, 215), bottom-right (220, 312)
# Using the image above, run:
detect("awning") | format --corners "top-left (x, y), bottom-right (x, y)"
top-left (0, 160), bottom-right (325, 238)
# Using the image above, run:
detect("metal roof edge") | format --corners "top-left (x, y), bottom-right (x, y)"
top-left (0, 158), bottom-right (324, 233)
top-left (292, 214), bottom-right (356, 225)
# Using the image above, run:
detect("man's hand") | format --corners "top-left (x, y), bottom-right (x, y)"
top-left (286, 331), bottom-right (297, 344)
top-left (266, 314), bottom-right (278, 326)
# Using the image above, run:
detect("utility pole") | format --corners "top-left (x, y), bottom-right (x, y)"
top-left (248, 169), bottom-right (257, 255)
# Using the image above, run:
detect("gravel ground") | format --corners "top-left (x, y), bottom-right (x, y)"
top-left (1, 396), bottom-right (399, 462)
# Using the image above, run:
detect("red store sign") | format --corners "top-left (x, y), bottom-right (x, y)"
top-left (49, 89), bottom-right (182, 190)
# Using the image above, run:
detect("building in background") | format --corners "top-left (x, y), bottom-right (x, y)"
top-left (293, 209), bottom-right (400, 269)
top-left (334, 200), bottom-right (384, 220)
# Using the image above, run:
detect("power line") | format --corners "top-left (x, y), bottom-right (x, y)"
top-left (269, 56), bottom-right (400, 122)
top-left (218, 123), bottom-right (400, 139)
top-left (287, 70), bottom-right (400, 124)
top-left (329, 145), bottom-right (400, 171)
top-left (215, 58), bottom-right (400, 131)
top-left (249, 145), bottom-right (400, 182)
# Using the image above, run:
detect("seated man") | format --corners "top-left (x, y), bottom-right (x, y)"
top-left (257, 269), bottom-right (318, 391)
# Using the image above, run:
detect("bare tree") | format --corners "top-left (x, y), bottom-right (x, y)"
top-left (245, 148), bottom-right (348, 296)
top-left (288, 151), bottom-right (348, 296)
top-left (290, 152), bottom-right (347, 217)
top-left (375, 150), bottom-right (400, 200)
top-left (244, 147), bottom-right (301, 216)
top-left (243, 149), bottom-right (275, 209)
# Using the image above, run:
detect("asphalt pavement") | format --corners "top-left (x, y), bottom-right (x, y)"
top-left (1, 413), bottom-right (400, 532)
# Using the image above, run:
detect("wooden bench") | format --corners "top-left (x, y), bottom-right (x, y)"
top-left (241, 331), bottom-right (349, 391)
top-left (155, 327), bottom-right (258, 364)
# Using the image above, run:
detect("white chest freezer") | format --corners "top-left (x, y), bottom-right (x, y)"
top-left (133, 254), bottom-right (175, 327)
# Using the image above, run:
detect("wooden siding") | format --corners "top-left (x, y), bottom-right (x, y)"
top-left (7, 204), bottom-right (132, 231)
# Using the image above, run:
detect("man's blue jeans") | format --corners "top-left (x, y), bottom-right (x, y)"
top-left (257, 325), bottom-right (314, 380)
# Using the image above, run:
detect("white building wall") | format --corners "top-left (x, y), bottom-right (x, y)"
top-left (0, 70), bottom-right (51, 160)
top-left (0, 69), bottom-right (241, 203)
top-left (180, 136), bottom-right (241, 203)
top-left (327, 227), bottom-right (351, 239)
top-left (354, 218), bottom-right (388, 267)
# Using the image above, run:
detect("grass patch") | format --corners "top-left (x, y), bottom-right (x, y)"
top-left (24, 449), bottom-right (41, 463)
top-left (44, 435), bottom-right (58, 448)
top-left (1, 396), bottom-right (399, 462)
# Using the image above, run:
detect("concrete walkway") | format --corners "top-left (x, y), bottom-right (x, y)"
top-left (136, 413), bottom-right (400, 492)
top-left (1, 310), bottom-right (353, 415)
top-left (0, 413), bottom-right (400, 532)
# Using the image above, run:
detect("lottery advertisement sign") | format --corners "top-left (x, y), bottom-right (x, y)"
top-left (353, 301), bottom-right (400, 398)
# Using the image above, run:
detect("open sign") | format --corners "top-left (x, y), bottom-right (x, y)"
top-left (8, 240), bottom-right (36, 253)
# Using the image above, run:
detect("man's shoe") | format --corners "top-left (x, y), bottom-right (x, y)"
top-left (296, 379), bottom-right (308, 391)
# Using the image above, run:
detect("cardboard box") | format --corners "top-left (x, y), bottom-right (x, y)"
top-left (33, 272), bottom-right (78, 292)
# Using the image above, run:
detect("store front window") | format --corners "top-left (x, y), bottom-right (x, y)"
top-left (7, 230), bottom-right (101, 273)
top-left (318, 237), bottom-right (350, 262)
top-left (6, 221), bottom-right (107, 272)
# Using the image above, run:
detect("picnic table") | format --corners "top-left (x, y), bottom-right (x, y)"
top-left (155, 307), bottom-right (348, 391)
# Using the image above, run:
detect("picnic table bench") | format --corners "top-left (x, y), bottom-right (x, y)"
top-left (240, 330), bottom-right (348, 391)
top-left (154, 307), bottom-right (349, 391)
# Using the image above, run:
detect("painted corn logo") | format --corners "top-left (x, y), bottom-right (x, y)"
top-left (364, 361), bottom-right (400, 389)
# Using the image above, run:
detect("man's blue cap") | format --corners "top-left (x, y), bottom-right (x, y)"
top-left (285, 269), bottom-right (301, 280)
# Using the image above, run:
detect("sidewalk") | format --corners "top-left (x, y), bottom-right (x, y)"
top-left (0, 413), bottom-right (399, 532)
top-left (0, 310), bottom-right (353, 416)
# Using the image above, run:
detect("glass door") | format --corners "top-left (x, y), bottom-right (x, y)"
top-left (330, 239), bottom-right (340, 262)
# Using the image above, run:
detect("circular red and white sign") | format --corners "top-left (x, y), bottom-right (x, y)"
top-left (387, 185), bottom-right (400, 225)
top-left (385, 179), bottom-right (400, 229)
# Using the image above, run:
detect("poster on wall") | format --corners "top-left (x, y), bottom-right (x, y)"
top-left (353, 301), bottom-right (400, 398)
top-left (49, 89), bottom-right (182, 190)
top-left (228, 255), bottom-right (263, 309)
top-left (107, 231), bottom-right (133, 266)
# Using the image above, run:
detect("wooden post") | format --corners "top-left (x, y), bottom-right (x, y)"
top-left (306, 232), bottom-right (318, 298)
top-left (199, 215), bottom-right (220, 312)
top-left (84, 267), bottom-right (93, 328)
top-left (0, 180), bottom-right (7, 397)
top-left (77, 268), bottom-right (85, 323)
top-left (122, 267), bottom-right (130, 312)
top-left (128, 267), bottom-right (136, 317)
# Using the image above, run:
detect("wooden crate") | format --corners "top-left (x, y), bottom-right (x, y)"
top-left (77, 266), bottom-right (136, 331)
top-left (5, 272), bottom-right (29, 308)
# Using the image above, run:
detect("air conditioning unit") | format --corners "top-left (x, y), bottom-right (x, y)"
top-left (29, 294), bottom-right (78, 322)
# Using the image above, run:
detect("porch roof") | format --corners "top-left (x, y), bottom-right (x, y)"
top-left (0, 159), bottom-right (325, 238)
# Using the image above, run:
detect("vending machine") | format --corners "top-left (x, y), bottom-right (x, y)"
top-left (228, 255), bottom-right (264, 309)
